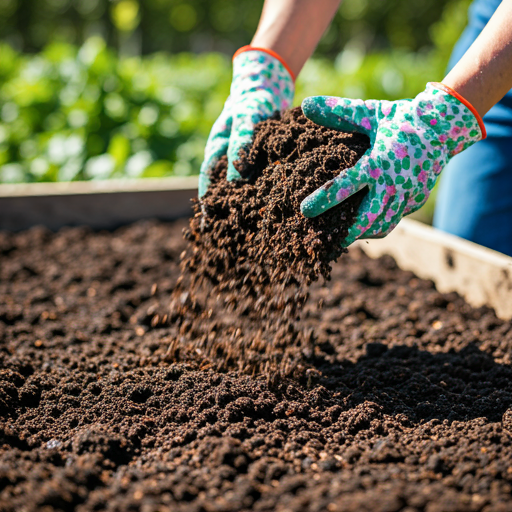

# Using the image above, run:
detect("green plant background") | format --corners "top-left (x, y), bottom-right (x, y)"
top-left (0, 0), bottom-right (465, 57)
top-left (0, 0), bottom-right (472, 222)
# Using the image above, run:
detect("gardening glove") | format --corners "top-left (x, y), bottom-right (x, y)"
top-left (199, 46), bottom-right (295, 197)
top-left (300, 82), bottom-right (486, 246)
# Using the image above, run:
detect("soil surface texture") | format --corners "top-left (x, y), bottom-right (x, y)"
top-left (2, 219), bottom-right (512, 512)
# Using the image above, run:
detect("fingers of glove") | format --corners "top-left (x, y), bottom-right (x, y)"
top-left (379, 192), bottom-right (411, 236)
top-left (301, 96), bottom-right (378, 135)
top-left (226, 128), bottom-right (249, 182)
top-left (199, 107), bottom-right (232, 197)
top-left (403, 194), bottom-right (427, 217)
top-left (343, 192), bottom-right (391, 247)
top-left (359, 220), bottom-right (398, 240)
top-left (226, 106), bottom-right (267, 182)
top-left (301, 156), bottom-right (370, 218)
top-left (351, 189), bottom-right (412, 242)
top-left (198, 171), bottom-right (211, 198)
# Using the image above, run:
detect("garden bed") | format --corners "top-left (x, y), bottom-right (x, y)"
top-left (2, 216), bottom-right (512, 511)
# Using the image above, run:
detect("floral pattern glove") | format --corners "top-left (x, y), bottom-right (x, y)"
top-left (300, 82), bottom-right (486, 246)
top-left (198, 46), bottom-right (295, 197)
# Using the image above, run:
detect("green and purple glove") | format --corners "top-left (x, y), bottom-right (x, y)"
top-left (199, 46), bottom-right (295, 197)
top-left (300, 82), bottom-right (486, 245)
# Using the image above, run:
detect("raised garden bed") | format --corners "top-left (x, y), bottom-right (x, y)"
top-left (0, 177), bottom-right (197, 232)
top-left (2, 175), bottom-right (512, 510)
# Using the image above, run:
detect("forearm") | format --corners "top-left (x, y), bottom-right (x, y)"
top-left (443, 0), bottom-right (512, 117)
top-left (251, 0), bottom-right (342, 78)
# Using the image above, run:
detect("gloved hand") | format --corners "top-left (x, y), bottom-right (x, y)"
top-left (300, 82), bottom-right (486, 245)
top-left (199, 46), bottom-right (295, 197)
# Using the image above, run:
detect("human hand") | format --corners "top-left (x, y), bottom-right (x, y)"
top-left (198, 46), bottom-right (294, 197)
top-left (300, 83), bottom-right (486, 245)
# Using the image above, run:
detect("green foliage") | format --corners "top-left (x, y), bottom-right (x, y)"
top-left (0, 0), bottom-right (471, 183)
top-left (1, 0), bottom-right (456, 57)
top-left (0, 38), bottom-right (231, 182)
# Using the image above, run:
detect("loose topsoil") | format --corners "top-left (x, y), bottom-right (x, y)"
top-left (2, 108), bottom-right (512, 512)
top-left (2, 220), bottom-right (512, 512)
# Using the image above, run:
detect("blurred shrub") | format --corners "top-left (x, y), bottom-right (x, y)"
top-left (0, 0), bottom-right (470, 184)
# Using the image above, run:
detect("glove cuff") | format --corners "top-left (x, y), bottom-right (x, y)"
top-left (233, 45), bottom-right (295, 82)
top-left (431, 82), bottom-right (487, 140)
top-left (419, 82), bottom-right (485, 158)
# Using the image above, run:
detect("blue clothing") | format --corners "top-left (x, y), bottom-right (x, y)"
top-left (433, 0), bottom-right (512, 255)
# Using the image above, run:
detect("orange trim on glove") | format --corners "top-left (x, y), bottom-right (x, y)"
top-left (433, 82), bottom-right (487, 140)
top-left (233, 45), bottom-right (296, 82)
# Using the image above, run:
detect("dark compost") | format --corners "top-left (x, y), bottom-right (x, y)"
top-left (1, 109), bottom-right (512, 512)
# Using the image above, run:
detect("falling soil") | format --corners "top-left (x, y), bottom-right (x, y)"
top-left (164, 107), bottom-right (370, 380)
top-left (2, 219), bottom-right (512, 511)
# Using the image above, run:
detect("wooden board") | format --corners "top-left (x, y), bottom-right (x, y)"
top-left (354, 218), bottom-right (512, 320)
top-left (0, 177), bottom-right (198, 231)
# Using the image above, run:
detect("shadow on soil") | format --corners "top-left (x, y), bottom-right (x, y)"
top-left (313, 341), bottom-right (512, 424)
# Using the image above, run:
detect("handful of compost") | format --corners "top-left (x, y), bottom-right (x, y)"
top-left (181, 108), bottom-right (369, 315)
